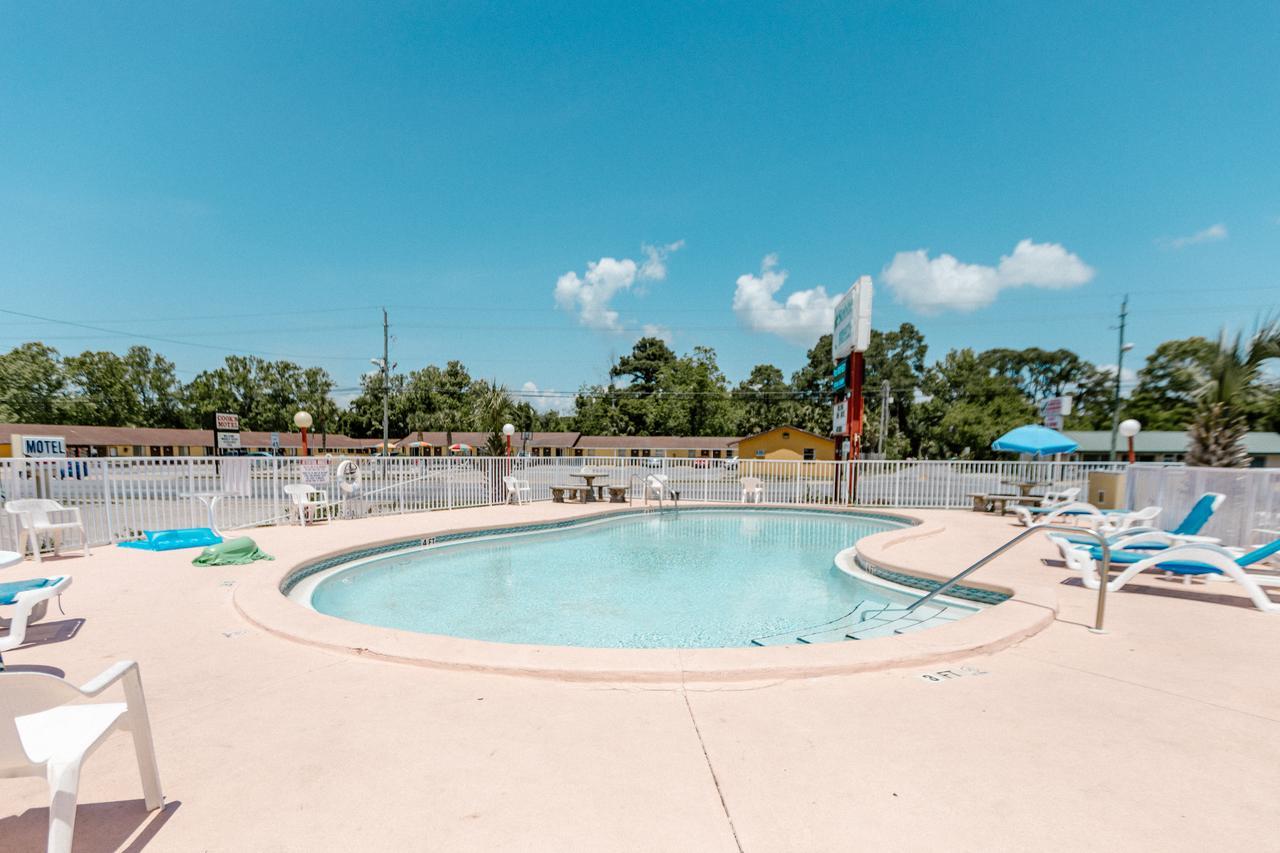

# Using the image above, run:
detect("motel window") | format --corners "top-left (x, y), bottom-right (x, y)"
top-left (803, 448), bottom-right (816, 461)
top-left (755, 450), bottom-right (765, 458)
top-left (782, 432), bottom-right (790, 440)
top-left (642, 449), bottom-right (651, 457)
top-left (574, 448), bottom-right (583, 456)
top-left (700, 450), bottom-right (710, 458)
top-left (712, 450), bottom-right (721, 458)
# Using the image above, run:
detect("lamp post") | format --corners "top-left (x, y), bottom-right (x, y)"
top-left (1119, 418), bottom-right (1141, 465)
top-left (502, 423), bottom-right (515, 457)
top-left (294, 411), bottom-right (313, 457)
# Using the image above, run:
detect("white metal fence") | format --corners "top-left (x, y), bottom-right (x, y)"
top-left (0, 455), bottom-right (1126, 550)
top-left (1126, 463), bottom-right (1280, 548)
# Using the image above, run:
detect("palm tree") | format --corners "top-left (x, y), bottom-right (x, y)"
top-left (471, 381), bottom-right (513, 456)
top-left (1186, 320), bottom-right (1280, 467)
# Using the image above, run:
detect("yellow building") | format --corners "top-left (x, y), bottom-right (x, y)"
top-left (731, 426), bottom-right (835, 461)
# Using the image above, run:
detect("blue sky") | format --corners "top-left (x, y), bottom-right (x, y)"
top-left (1, 2), bottom-right (1277, 409)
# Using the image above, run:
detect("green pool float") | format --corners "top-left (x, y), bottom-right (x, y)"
top-left (191, 536), bottom-right (274, 566)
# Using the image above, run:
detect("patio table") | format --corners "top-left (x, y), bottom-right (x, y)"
top-left (570, 471), bottom-right (608, 502)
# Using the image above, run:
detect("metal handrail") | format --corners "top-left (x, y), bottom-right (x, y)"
top-left (903, 523), bottom-right (1113, 632)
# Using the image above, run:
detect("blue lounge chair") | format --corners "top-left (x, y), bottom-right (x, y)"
top-left (1071, 539), bottom-right (1280, 613)
top-left (1059, 493), bottom-right (1224, 550)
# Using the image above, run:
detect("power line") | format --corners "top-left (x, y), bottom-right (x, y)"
top-left (0, 308), bottom-right (374, 363)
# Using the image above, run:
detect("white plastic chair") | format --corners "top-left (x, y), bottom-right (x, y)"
top-left (740, 477), bottom-right (764, 504)
top-left (0, 661), bottom-right (164, 853)
top-left (5, 500), bottom-right (90, 564)
top-left (502, 475), bottom-right (531, 505)
top-left (1, 576), bottom-right (72, 670)
top-left (182, 458), bottom-right (253, 534)
top-left (283, 484), bottom-right (330, 526)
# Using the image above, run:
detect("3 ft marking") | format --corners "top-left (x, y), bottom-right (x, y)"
top-left (918, 665), bottom-right (987, 683)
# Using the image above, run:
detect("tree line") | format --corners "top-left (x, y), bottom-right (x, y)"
top-left (1, 322), bottom-right (1277, 463)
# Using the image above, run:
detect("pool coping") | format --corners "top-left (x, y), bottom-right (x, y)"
top-left (233, 504), bottom-right (1056, 683)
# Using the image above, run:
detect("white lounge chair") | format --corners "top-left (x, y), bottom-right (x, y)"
top-left (502, 475), bottom-right (532, 505)
top-left (0, 660), bottom-right (164, 853)
top-left (5, 500), bottom-right (90, 564)
top-left (283, 484), bottom-right (330, 526)
top-left (0, 575), bottom-right (72, 670)
top-left (1063, 539), bottom-right (1280, 613)
top-left (1011, 488), bottom-right (1081, 526)
top-left (740, 477), bottom-right (764, 504)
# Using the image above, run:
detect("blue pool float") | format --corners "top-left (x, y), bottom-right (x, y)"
top-left (118, 528), bottom-right (223, 551)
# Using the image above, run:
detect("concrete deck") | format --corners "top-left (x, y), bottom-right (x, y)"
top-left (2, 503), bottom-right (1278, 852)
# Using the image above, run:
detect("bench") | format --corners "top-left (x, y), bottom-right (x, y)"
top-left (551, 486), bottom-right (567, 503)
top-left (606, 485), bottom-right (628, 503)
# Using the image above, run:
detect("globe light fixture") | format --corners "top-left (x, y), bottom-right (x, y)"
top-left (502, 423), bottom-right (515, 456)
top-left (1118, 418), bottom-right (1141, 464)
top-left (294, 411), bottom-right (313, 456)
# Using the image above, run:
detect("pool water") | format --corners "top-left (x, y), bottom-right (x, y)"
top-left (308, 509), bottom-right (917, 649)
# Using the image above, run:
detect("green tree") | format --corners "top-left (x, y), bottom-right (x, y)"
top-left (915, 349), bottom-right (1037, 458)
top-left (124, 347), bottom-right (187, 428)
top-left (1124, 337), bottom-right (1217, 430)
top-left (1186, 323), bottom-right (1280, 467)
top-left (863, 323), bottom-right (928, 456)
top-left (789, 334), bottom-right (834, 435)
top-left (733, 364), bottom-right (797, 435)
top-left (0, 343), bottom-right (68, 423)
top-left (470, 380), bottom-right (513, 454)
top-left (63, 350), bottom-right (138, 426)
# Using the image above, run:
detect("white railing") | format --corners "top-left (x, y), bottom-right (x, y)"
top-left (1126, 463), bottom-right (1280, 548)
top-left (0, 455), bottom-right (1127, 550)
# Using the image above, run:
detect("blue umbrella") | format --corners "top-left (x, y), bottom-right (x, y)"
top-left (991, 425), bottom-right (1078, 457)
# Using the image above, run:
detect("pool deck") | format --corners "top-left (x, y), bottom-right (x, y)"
top-left (3, 502), bottom-right (1279, 851)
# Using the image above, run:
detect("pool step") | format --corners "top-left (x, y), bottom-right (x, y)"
top-left (843, 606), bottom-right (953, 641)
top-left (750, 601), bottom-right (945, 647)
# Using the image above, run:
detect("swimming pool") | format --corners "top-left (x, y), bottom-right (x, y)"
top-left (294, 508), bottom-right (962, 649)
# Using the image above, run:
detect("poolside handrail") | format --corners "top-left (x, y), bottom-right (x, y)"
top-left (903, 524), bottom-right (1113, 632)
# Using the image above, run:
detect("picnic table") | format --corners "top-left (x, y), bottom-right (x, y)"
top-left (967, 493), bottom-right (1045, 515)
top-left (570, 470), bottom-right (608, 502)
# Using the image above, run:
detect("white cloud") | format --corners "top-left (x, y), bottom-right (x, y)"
top-left (554, 241), bottom-right (683, 330)
top-left (641, 323), bottom-right (674, 345)
top-left (732, 254), bottom-right (840, 346)
top-left (881, 239), bottom-right (1095, 314)
top-left (520, 381), bottom-right (568, 414)
top-left (1165, 223), bottom-right (1228, 249)
top-left (639, 240), bottom-right (685, 281)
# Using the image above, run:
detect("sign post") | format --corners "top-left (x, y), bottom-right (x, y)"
top-left (831, 276), bottom-right (873, 504)
top-left (1040, 396), bottom-right (1073, 431)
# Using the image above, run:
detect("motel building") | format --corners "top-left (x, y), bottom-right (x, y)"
top-left (1064, 430), bottom-right (1280, 467)
top-left (731, 426), bottom-right (836, 462)
top-left (0, 423), bottom-right (382, 458)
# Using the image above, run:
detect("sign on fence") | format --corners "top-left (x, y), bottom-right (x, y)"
top-left (11, 434), bottom-right (67, 458)
top-left (301, 458), bottom-right (330, 485)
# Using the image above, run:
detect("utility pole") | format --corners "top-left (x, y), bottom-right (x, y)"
top-left (1108, 295), bottom-right (1130, 461)
top-left (378, 306), bottom-right (389, 450)
top-left (877, 380), bottom-right (891, 456)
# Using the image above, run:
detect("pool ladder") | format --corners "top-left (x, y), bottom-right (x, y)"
top-left (750, 523), bottom-right (1116, 645)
